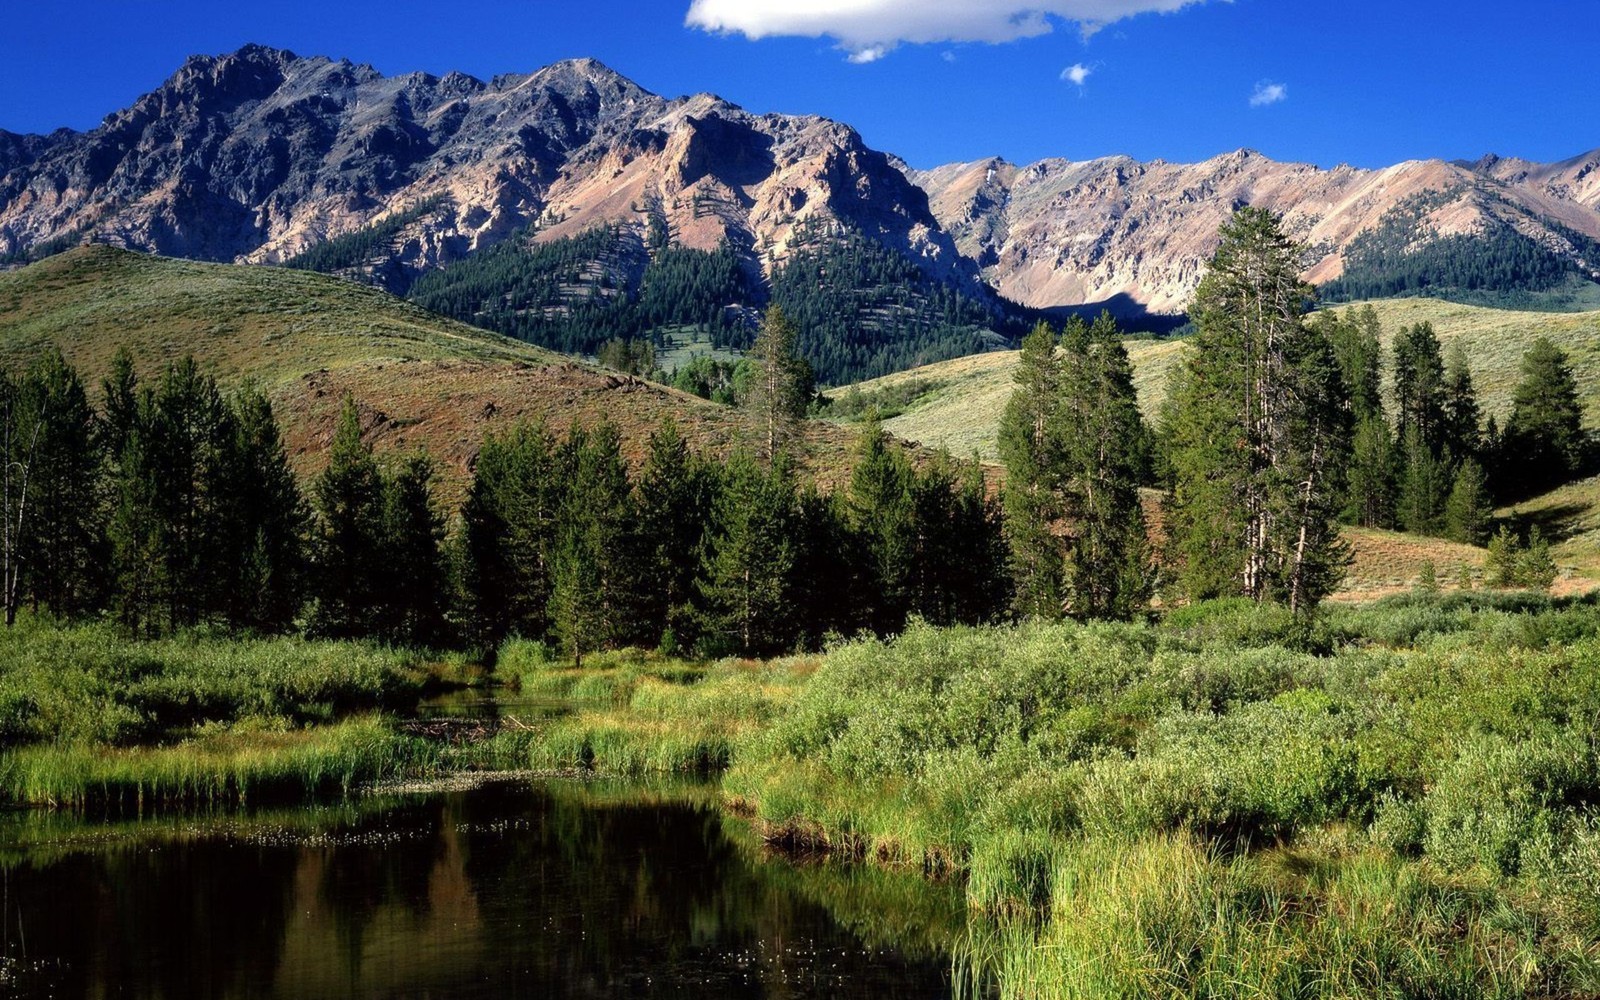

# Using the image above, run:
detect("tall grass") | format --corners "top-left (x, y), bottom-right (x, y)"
top-left (0, 619), bottom-right (427, 747)
top-left (0, 717), bottom-right (439, 808)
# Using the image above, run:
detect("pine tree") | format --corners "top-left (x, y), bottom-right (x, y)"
top-left (698, 452), bottom-right (796, 656)
top-left (381, 453), bottom-right (450, 647)
top-left (1163, 208), bottom-right (1351, 612)
top-left (1500, 337), bottom-right (1585, 497)
top-left (222, 383), bottom-right (306, 631)
top-left (13, 350), bottom-right (104, 619)
top-left (847, 413), bottom-right (916, 634)
top-left (461, 421), bottom-right (563, 648)
top-left (1443, 457), bottom-right (1493, 546)
top-left (311, 397), bottom-right (387, 638)
top-left (1317, 305), bottom-right (1384, 421)
top-left (547, 422), bottom-right (635, 661)
top-left (1517, 526), bottom-right (1558, 590)
top-left (998, 321), bottom-right (1064, 618)
top-left (143, 357), bottom-right (236, 630)
top-left (1346, 414), bottom-right (1398, 528)
top-left (633, 419), bottom-right (713, 648)
top-left (1397, 428), bottom-right (1448, 536)
top-left (745, 305), bottom-right (812, 469)
top-left (1392, 322), bottom-right (1447, 453)
top-left (1441, 345), bottom-right (1482, 464)
top-left (1055, 311), bottom-right (1151, 619)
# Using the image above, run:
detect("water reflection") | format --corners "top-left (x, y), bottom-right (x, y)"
top-left (0, 780), bottom-right (962, 998)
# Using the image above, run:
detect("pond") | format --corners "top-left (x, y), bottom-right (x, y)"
top-left (0, 777), bottom-right (967, 998)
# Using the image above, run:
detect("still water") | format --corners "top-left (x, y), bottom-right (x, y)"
top-left (0, 779), bottom-right (964, 998)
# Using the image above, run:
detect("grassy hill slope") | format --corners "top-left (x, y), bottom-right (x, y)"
top-left (829, 298), bottom-right (1600, 598)
top-left (0, 247), bottom-right (867, 502)
top-left (835, 298), bottom-right (1600, 462)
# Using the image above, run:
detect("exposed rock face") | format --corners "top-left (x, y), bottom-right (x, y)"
top-left (0, 45), bottom-right (975, 292)
top-left (912, 149), bottom-right (1600, 315)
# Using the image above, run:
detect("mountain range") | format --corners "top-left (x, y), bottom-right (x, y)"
top-left (3, 45), bottom-right (1599, 359)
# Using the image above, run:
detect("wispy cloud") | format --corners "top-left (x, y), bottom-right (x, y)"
top-left (685, 0), bottom-right (1214, 62)
top-left (1061, 62), bottom-right (1093, 87)
top-left (1249, 80), bottom-right (1287, 107)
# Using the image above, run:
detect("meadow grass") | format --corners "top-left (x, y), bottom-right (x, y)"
top-left (0, 716), bottom-right (439, 809)
top-left (716, 598), bottom-right (1600, 997)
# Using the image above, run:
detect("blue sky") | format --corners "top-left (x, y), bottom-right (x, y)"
top-left (3, 0), bottom-right (1595, 171)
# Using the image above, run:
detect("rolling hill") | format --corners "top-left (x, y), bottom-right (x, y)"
top-left (0, 246), bottom-right (875, 502)
top-left (835, 299), bottom-right (1600, 462)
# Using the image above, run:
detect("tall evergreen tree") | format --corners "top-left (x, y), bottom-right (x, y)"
top-left (698, 452), bottom-right (796, 656)
top-left (1317, 305), bottom-right (1385, 421)
top-left (311, 397), bottom-right (388, 639)
top-left (1346, 414), bottom-right (1398, 528)
top-left (1392, 322), bottom-right (1447, 454)
top-left (1500, 337), bottom-right (1585, 497)
top-left (847, 413), bottom-right (916, 634)
top-left (1443, 458), bottom-right (1494, 546)
top-left (1397, 428), bottom-right (1449, 536)
top-left (461, 421), bottom-right (562, 648)
top-left (1054, 311), bottom-right (1151, 619)
top-left (1163, 208), bottom-right (1351, 612)
top-left (998, 321), bottom-right (1064, 618)
top-left (381, 453), bottom-right (451, 646)
top-left (12, 350), bottom-right (104, 619)
top-left (633, 418), bottom-right (714, 648)
top-left (547, 423), bottom-right (636, 661)
top-left (745, 305), bottom-right (811, 469)
top-left (1441, 345), bottom-right (1482, 464)
top-left (221, 383), bottom-right (307, 632)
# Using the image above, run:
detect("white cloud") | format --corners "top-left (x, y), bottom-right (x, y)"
top-left (1249, 80), bottom-right (1287, 107)
top-left (1061, 62), bottom-right (1092, 87)
top-left (942, 50), bottom-right (959, 63)
top-left (685, 0), bottom-right (1214, 62)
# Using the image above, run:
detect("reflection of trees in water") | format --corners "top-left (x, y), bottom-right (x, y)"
top-left (5, 782), bottom-right (959, 999)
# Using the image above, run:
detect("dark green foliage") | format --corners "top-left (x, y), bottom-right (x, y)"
top-left (633, 420), bottom-right (715, 648)
top-left (769, 223), bottom-right (1007, 385)
top-left (1346, 414), bottom-right (1398, 528)
top-left (1163, 208), bottom-right (1351, 612)
top-left (908, 455), bottom-right (1009, 627)
top-left (698, 452), bottom-right (798, 656)
top-left (1321, 189), bottom-right (1600, 305)
top-left (9, 349), bottom-right (105, 618)
top-left (407, 226), bottom-right (752, 355)
top-left (379, 454), bottom-right (450, 647)
top-left (282, 196), bottom-right (449, 278)
top-left (999, 322), bottom-right (1065, 619)
top-left (825, 378), bottom-right (935, 421)
top-left (1392, 322), bottom-right (1447, 454)
top-left (1397, 429), bottom-right (1449, 536)
top-left (1055, 313), bottom-right (1152, 619)
top-left (1442, 344), bottom-right (1482, 464)
top-left (1443, 458), bottom-right (1494, 546)
top-left (744, 305), bottom-right (812, 467)
top-left (595, 337), bottom-right (656, 376)
top-left (1499, 337), bottom-right (1586, 498)
top-left (1484, 524), bottom-right (1558, 589)
top-left (548, 423), bottom-right (637, 662)
top-left (310, 398), bottom-right (388, 639)
top-left (459, 422), bottom-right (561, 647)
top-left (670, 355), bottom-right (741, 404)
top-left (1313, 305), bottom-right (1385, 421)
top-left (847, 415), bottom-right (917, 633)
top-left (219, 383), bottom-right (307, 632)
top-left (100, 357), bottom-right (306, 636)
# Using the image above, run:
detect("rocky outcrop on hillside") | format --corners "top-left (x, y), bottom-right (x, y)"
top-left (0, 45), bottom-right (975, 293)
top-left (912, 148), bottom-right (1600, 315)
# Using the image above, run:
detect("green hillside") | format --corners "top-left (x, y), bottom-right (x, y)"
top-left (0, 247), bottom-right (868, 502)
top-left (833, 298), bottom-right (1600, 462)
